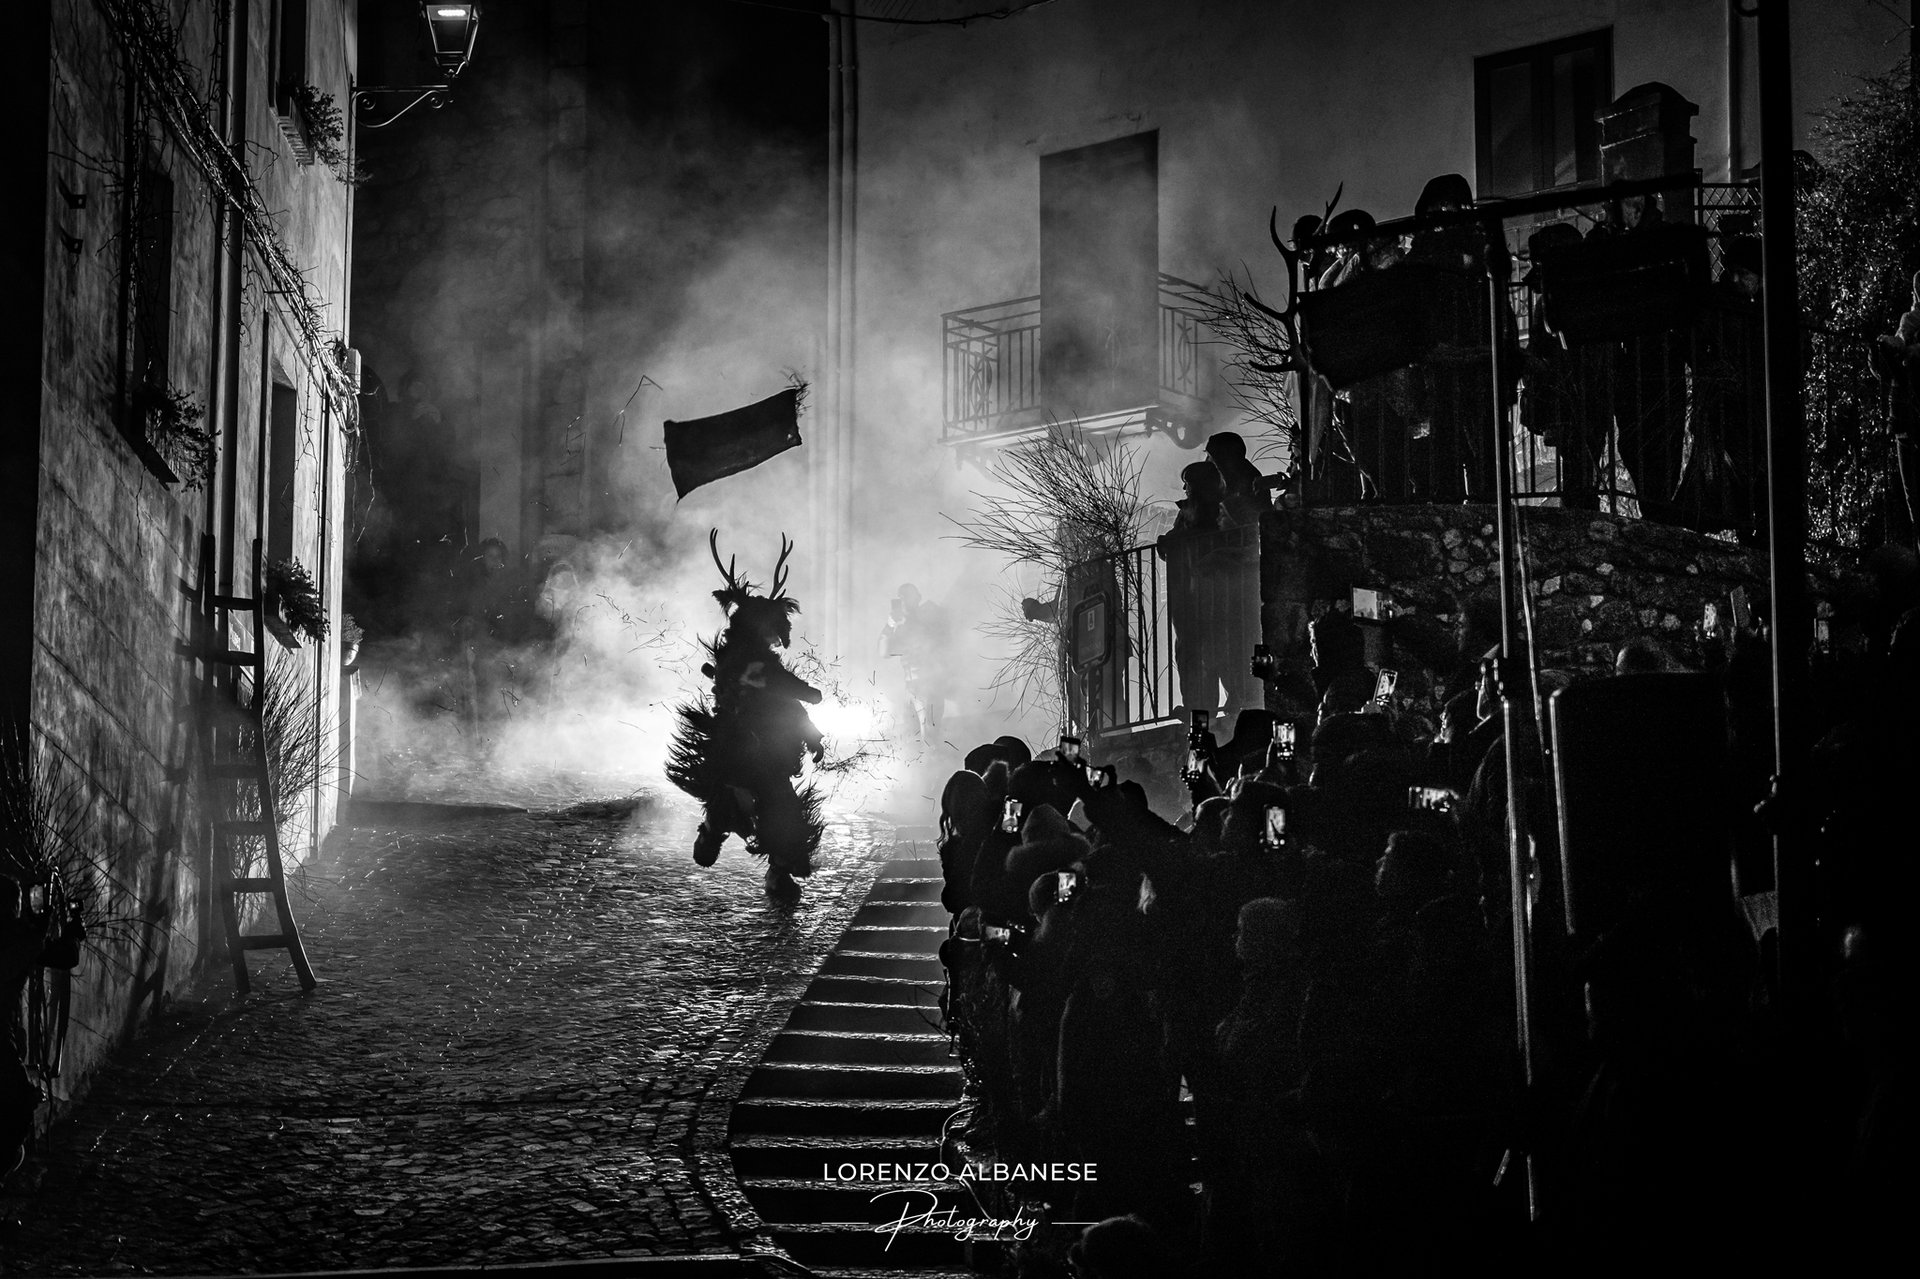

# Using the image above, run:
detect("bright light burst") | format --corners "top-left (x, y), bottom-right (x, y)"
top-left (811, 698), bottom-right (881, 742)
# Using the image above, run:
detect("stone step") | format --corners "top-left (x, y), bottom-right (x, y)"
top-left (800, 976), bottom-right (944, 1008)
top-left (740, 1063), bottom-right (963, 1101)
top-left (730, 1097), bottom-right (954, 1138)
top-left (789, 995), bottom-right (944, 1033)
top-left (843, 924), bottom-right (948, 953)
top-left (763, 1030), bottom-right (954, 1066)
top-left (878, 858), bottom-right (940, 878)
top-left (742, 1177), bottom-right (972, 1224)
top-left (730, 1134), bottom-right (947, 1180)
top-left (821, 951), bottom-right (947, 980)
top-left (849, 900), bottom-right (951, 928)
top-left (865, 878), bottom-right (946, 903)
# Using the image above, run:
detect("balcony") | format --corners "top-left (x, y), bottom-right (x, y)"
top-left (941, 273), bottom-right (1216, 443)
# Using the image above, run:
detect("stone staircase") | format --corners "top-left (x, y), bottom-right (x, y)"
top-left (728, 830), bottom-right (983, 1278)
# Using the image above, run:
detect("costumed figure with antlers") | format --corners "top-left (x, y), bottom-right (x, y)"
top-left (667, 531), bottom-right (826, 901)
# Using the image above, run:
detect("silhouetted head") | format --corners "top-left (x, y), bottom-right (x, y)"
top-left (1615, 636), bottom-right (1671, 675)
top-left (1070, 1215), bottom-right (1168, 1279)
top-left (1204, 431), bottom-right (1248, 462)
top-left (1416, 173), bottom-right (1474, 216)
top-left (1181, 460), bottom-right (1225, 501)
top-left (1324, 208), bottom-right (1376, 241)
top-left (1376, 829), bottom-right (1455, 907)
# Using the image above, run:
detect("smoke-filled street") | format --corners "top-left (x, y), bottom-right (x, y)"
top-left (1, 793), bottom-right (894, 1275)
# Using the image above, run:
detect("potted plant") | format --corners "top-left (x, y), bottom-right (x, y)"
top-left (290, 83), bottom-right (364, 185)
top-left (340, 613), bottom-right (364, 669)
top-left (262, 558), bottom-right (329, 650)
top-left (131, 380), bottom-right (215, 490)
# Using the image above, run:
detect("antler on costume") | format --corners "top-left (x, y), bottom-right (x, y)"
top-left (770, 534), bottom-right (794, 601)
top-left (709, 529), bottom-right (755, 612)
top-left (1245, 182), bottom-right (1346, 377)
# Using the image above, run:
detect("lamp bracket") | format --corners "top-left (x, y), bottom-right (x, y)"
top-left (352, 85), bottom-right (453, 130)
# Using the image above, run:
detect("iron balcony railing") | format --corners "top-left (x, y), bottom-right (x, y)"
top-left (1303, 181), bottom-right (1819, 536)
top-left (942, 273), bottom-right (1217, 441)
top-left (1064, 523), bottom-right (1261, 735)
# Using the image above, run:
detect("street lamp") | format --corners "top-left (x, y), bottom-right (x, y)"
top-left (422, 3), bottom-right (482, 79)
top-left (353, 3), bottom-right (484, 130)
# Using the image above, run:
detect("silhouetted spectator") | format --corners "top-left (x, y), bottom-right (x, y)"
top-left (1207, 430), bottom-right (1273, 524)
top-left (1521, 221), bottom-right (1612, 510)
top-left (1596, 194), bottom-right (1707, 525)
top-left (1069, 1214), bottom-right (1172, 1279)
top-left (1406, 173), bottom-right (1513, 502)
top-left (1159, 462), bottom-right (1238, 716)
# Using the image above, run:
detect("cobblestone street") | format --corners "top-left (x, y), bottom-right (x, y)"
top-left (0, 788), bottom-right (896, 1275)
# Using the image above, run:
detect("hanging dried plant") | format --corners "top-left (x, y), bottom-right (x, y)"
top-left (264, 557), bottom-right (329, 645)
top-left (132, 380), bottom-right (215, 490)
top-left (290, 83), bottom-right (364, 185)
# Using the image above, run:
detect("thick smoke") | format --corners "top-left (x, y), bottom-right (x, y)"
top-left (346, 4), bottom-right (960, 811)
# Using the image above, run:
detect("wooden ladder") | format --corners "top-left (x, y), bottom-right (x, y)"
top-left (197, 536), bottom-right (318, 994)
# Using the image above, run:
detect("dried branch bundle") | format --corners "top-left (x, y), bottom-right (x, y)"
top-left (133, 380), bottom-right (215, 489)
top-left (947, 423), bottom-right (1149, 720)
top-left (1178, 272), bottom-right (1302, 469)
top-left (265, 557), bottom-right (329, 644)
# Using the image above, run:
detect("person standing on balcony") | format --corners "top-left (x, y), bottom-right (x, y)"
top-left (1521, 221), bottom-right (1612, 511)
top-left (1315, 209), bottom-right (1405, 501)
top-left (1159, 462), bottom-right (1235, 719)
top-left (1406, 174), bottom-right (1516, 504)
top-left (1595, 193), bottom-right (1703, 525)
top-left (1207, 431), bottom-right (1272, 524)
top-left (1683, 234), bottom-right (1768, 542)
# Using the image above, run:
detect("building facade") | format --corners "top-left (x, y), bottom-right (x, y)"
top-left (846, 0), bottom-right (1907, 736)
top-left (6, 0), bottom-right (355, 1131)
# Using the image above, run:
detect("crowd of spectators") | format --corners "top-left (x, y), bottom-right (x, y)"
top-left (1297, 172), bottom-right (1771, 543)
top-left (933, 560), bottom-right (1919, 1273)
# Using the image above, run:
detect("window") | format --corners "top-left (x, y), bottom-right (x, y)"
top-left (268, 378), bottom-right (299, 567)
top-left (1039, 131), bottom-right (1159, 420)
top-left (127, 159), bottom-right (174, 395)
top-left (275, 0), bottom-right (309, 112)
top-left (1475, 29), bottom-right (1612, 198)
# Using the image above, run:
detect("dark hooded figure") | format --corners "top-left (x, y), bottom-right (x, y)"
top-left (1592, 193), bottom-right (1704, 526)
top-left (938, 769), bottom-right (996, 915)
top-left (667, 531), bottom-right (825, 901)
top-left (1521, 220), bottom-right (1613, 510)
top-left (1313, 208), bottom-right (1408, 503)
top-left (1207, 431), bottom-right (1272, 524)
top-left (1158, 461), bottom-right (1236, 715)
top-left (1406, 173), bottom-right (1515, 503)
top-left (1054, 838), bottom-right (1191, 1237)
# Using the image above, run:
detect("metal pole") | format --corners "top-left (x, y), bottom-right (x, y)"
top-left (1756, 0), bottom-right (1811, 1013)
top-left (1488, 236), bottom-right (1540, 1221)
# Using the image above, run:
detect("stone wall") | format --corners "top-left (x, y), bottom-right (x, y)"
top-left (23, 0), bottom-right (353, 1120)
top-left (1261, 502), bottom-right (1792, 719)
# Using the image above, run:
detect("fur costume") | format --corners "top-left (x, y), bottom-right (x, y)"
top-left (667, 531), bottom-right (826, 897)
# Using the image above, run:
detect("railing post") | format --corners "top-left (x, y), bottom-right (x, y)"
top-left (1488, 222), bottom-right (1542, 1223)
top-left (1756, 0), bottom-right (1811, 1021)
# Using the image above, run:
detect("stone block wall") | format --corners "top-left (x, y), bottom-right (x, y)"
top-left (22, 0), bottom-right (355, 1121)
top-left (1260, 503), bottom-right (1802, 721)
